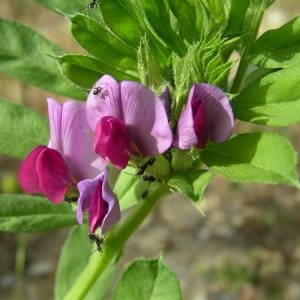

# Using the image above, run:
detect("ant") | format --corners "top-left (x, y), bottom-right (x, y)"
top-left (64, 194), bottom-right (78, 203)
top-left (87, 0), bottom-right (100, 9)
top-left (88, 232), bottom-right (105, 254)
top-left (136, 158), bottom-right (156, 176)
top-left (92, 86), bottom-right (103, 95)
top-left (142, 175), bottom-right (156, 182)
top-left (141, 189), bottom-right (149, 199)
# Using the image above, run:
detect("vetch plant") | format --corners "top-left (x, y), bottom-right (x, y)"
top-left (0, 0), bottom-right (300, 299)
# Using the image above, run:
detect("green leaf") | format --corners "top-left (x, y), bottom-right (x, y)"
top-left (114, 172), bottom-right (153, 211)
top-left (34, 0), bottom-right (106, 25)
top-left (112, 257), bottom-right (182, 300)
top-left (201, 133), bottom-right (299, 187)
top-left (0, 99), bottom-right (49, 159)
top-left (55, 225), bottom-right (116, 300)
top-left (250, 16), bottom-right (300, 68)
top-left (168, 170), bottom-right (213, 203)
top-left (0, 194), bottom-right (77, 233)
top-left (70, 14), bottom-right (137, 71)
top-left (140, 0), bottom-right (186, 55)
top-left (224, 0), bottom-right (249, 37)
top-left (0, 19), bottom-right (85, 99)
top-left (59, 55), bottom-right (138, 89)
top-left (166, 0), bottom-right (198, 43)
top-left (233, 64), bottom-right (300, 126)
top-left (101, 0), bottom-right (145, 47)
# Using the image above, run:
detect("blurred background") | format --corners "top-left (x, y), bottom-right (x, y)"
top-left (0, 1), bottom-right (300, 299)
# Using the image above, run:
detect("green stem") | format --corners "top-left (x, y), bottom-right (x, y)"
top-left (230, 5), bottom-right (265, 94)
top-left (12, 234), bottom-right (27, 300)
top-left (64, 183), bottom-right (169, 300)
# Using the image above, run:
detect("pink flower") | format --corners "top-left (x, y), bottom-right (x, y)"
top-left (18, 98), bottom-right (103, 203)
top-left (174, 83), bottom-right (234, 149)
top-left (76, 169), bottom-right (120, 234)
top-left (86, 75), bottom-right (173, 169)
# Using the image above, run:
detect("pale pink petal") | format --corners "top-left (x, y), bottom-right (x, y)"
top-left (86, 75), bottom-right (121, 130)
top-left (120, 81), bottom-right (173, 155)
top-left (60, 100), bottom-right (104, 180)
top-left (197, 83), bottom-right (234, 143)
top-left (173, 85), bottom-right (198, 149)
top-left (47, 98), bottom-right (63, 152)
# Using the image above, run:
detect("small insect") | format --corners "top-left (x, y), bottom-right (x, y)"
top-left (142, 175), bottom-right (156, 182)
top-left (141, 189), bottom-right (149, 199)
top-left (88, 233), bottom-right (105, 254)
top-left (64, 194), bottom-right (78, 203)
top-left (136, 158), bottom-right (156, 176)
top-left (92, 86), bottom-right (103, 95)
top-left (87, 0), bottom-right (100, 9)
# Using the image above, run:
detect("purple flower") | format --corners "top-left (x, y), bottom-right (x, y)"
top-left (86, 75), bottom-right (173, 169)
top-left (76, 169), bottom-right (120, 234)
top-left (18, 98), bottom-right (104, 203)
top-left (174, 83), bottom-right (234, 150)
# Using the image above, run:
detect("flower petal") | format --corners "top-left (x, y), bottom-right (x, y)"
top-left (47, 98), bottom-right (63, 152)
top-left (58, 99), bottom-right (104, 180)
top-left (173, 85), bottom-right (198, 149)
top-left (120, 81), bottom-right (173, 155)
top-left (100, 169), bottom-right (120, 233)
top-left (196, 83), bottom-right (234, 143)
top-left (36, 148), bottom-right (71, 204)
top-left (18, 145), bottom-right (47, 194)
top-left (76, 170), bottom-right (120, 234)
top-left (86, 75), bottom-right (121, 130)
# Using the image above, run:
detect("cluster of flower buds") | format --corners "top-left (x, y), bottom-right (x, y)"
top-left (18, 75), bottom-right (234, 235)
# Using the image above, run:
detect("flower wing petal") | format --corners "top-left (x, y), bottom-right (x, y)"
top-left (18, 145), bottom-right (47, 194)
top-left (36, 148), bottom-right (71, 204)
top-left (120, 81), bottom-right (173, 155)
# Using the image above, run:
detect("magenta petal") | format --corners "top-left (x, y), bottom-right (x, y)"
top-left (36, 148), bottom-right (71, 204)
top-left (76, 170), bottom-right (120, 234)
top-left (93, 117), bottom-right (133, 169)
top-left (18, 145), bottom-right (47, 194)
top-left (196, 83), bottom-right (234, 143)
top-left (86, 75), bottom-right (121, 130)
top-left (120, 81), bottom-right (173, 155)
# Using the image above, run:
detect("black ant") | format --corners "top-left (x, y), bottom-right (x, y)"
top-left (64, 194), bottom-right (78, 203)
top-left (87, 0), bottom-right (100, 9)
top-left (142, 175), bottom-right (156, 182)
top-left (92, 86), bottom-right (103, 95)
top-left (141, 189), bottom-right (149, 199)
top-left (136, 158), bottom-right (156, 176)
top-left (88, 233), bottom-right (105, 254)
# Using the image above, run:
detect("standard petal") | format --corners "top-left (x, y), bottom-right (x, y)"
top-left (86, 75), bottom-right (121, 130)
top-left (196, 83), bottom-right (234, 143)
top-left (47, 98), bottom-right (63, 152)
top-left (36, 148), bottom-right (71, 204)
top-left (18, 145), bottom-right (47, 194)
top-left (60, 100), bottom-right (105, 180)
top-left (120, 81), bottom-right (173, 155)
top-left (173, 85), bottom-right (199, 149)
